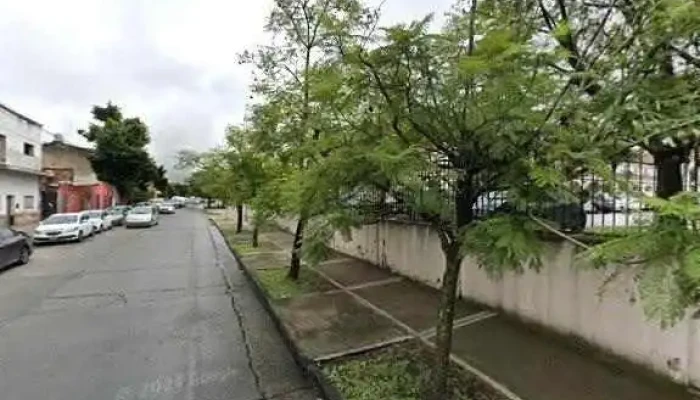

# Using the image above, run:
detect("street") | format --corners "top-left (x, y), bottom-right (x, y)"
top-left (0, 209), bottom-right (316, 400)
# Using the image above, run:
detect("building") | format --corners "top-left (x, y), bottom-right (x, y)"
top-left (0, 103), bottom-right (43, 227)
top-left (42, 135), bottom-right (117, 215)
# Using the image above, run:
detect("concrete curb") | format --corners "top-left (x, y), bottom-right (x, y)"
top-left (209, 220), bottom-right (345, 400)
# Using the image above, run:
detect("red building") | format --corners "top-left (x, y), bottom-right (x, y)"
top-left (56, 182), bottom-right (115, 213)
top-left (41, 136), bottom-right (118, 215)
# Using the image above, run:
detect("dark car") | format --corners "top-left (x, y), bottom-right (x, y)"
top-left (0, 228), bottom-right (32, 269)
top-left (591, 194), bottom-right (616, 213)
top-left (474, 192), bottom-right (586, 233)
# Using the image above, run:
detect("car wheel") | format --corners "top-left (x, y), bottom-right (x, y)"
top-left (17, 246), bottom-right (30, 265)
top-left (77, 231), bottom-right (84, 242)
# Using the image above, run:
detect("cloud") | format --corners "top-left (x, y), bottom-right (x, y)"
top-left (0, 0), bottom-right (451, 180)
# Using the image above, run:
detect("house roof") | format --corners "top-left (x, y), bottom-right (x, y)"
top-left (43, 138), bottom-right (94, 154)
top-left (0, 102), bottom-right (43, 127)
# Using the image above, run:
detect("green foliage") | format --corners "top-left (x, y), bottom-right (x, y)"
top-left (324, 355), bottom-right (426, 400)
top-left (462, 216), bottom-right (544, 277)
top-left (256, 268), bottom-right (330, 300)
top-left (583, 193), bottom-right (700, 326)
top-left (79, 102), bottom-right (159, 201)
top-left (323, 343), bottom-right (479, 400)
top-left (301, 211), bottom-right (360, 266)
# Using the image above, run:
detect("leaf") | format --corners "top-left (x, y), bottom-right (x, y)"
top-left (637, 262), bottom-right (687, 328)
top-left (462, 216), bottom-right (543, 277)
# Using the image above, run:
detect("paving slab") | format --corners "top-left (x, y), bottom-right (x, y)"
top-left (262, 231), bottom-right (297, 249)
top-left (353, 279), bottom-right (486, 332)
top-left (449, 316), bottom-right (693, 400)
top-left (276, 291), bottom-right (406, 359)
top-left (314, 258), bottom-right (396, 287)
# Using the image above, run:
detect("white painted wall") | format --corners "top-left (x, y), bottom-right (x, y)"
top-left (314, 220), bottom-right (700, 387)
top-left (0, 170), bottom-right (40, 217)
top-left (0, 106), bottom-right (43, 173)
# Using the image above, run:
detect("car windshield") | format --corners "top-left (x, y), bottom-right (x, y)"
top-left (43, 215), bottom-right (77, 224)
top-left (130, 207), bottom-right (152, 215)
top-left (87, 211), bottom-right (103, 218)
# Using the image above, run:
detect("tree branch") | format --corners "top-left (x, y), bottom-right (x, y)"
top-left (671, 45), bottom-right (700, 69)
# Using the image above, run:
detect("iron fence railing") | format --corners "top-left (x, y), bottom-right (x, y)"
top-left (349, 148), bottom-right (700, 232)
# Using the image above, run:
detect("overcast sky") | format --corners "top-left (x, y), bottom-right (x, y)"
top-left (0, 0), bottom-right (451, 180)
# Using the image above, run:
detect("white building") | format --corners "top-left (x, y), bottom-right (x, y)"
top-left (0, 103), bottom-right (43, 227)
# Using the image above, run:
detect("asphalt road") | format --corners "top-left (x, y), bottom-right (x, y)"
top-left (0, 208), bottom-right (317, 400)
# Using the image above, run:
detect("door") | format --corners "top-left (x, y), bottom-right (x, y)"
top-left (80, 214), bottom-right (91, 235)
top-left (0, 228), bottom-right (18, 268)
top-left (41, 188), bottom-right (58, 218)
top-left (5, 195), bottom-right (14, 227)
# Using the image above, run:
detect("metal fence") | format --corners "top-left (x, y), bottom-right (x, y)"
top-left (351, 149), bottom-right (700, 232)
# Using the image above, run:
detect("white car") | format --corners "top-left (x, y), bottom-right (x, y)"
top-left (159, 202), bottom-right (176, 214)
top-left (86, 210), bottom-right (113, 233)
top-left (33, 212), bottom-right (94, 244)
top-left (125, 206), bottom-right (159, 228)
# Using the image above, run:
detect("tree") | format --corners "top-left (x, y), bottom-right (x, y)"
top-left (235, 1), bottom-right (700, 398)
top-left (314, 3), bottom-right (572, 397)
top-left (223, 124), bottom-right (276, 245)
top-left (79, 102), bottom-right (160, 202)
top-left (241, 0), bottom-right (369, 280)
top-left (533, 0), bottom-right (700, 199)
top-left (153, 165), bottom-right (170, 197)
top-left (170, 182), bottom-right (191, 197)
top-left (319, 2), bottom-right (700, 397)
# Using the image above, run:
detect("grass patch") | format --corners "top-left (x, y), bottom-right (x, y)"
top-left (323, 342), bottom-right (506, 400)
top-left (256, 268), bottom-right (333, 300)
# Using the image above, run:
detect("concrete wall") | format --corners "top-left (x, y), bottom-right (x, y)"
top-left (0, 169), bottom-right (41, 225)
top-left (42, 145), bottom-right (97, 185)
top-left (0, 107), bottom-right (42, 173)
top-left (311, 219), bottom-right (700, 387)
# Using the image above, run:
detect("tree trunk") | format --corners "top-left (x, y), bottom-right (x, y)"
top-left (429, 244), bottom-right (463, 400)
top-left (654, 151), bottom-right (684, 199)
top-left (287, 217), bottom-right (306, 280)
top-left (252, 224), bottom-right (259, 248)
top-left (429, 171), bottom-right (472, 399)
top-left (236, 204), bottom-right (243, 233)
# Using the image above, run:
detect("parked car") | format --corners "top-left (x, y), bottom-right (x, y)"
top-left (109, 205), bottom-right (132, 217)
top-left (0, 228), bottom-right (32, 268)
top-left (86, 210), bottom-right (113, 233)
top-left (590, 193), bottom-right (616, 213)
top-left (159, 202), bottom-right (176, 214)
top-left (473, 191), bottom-right (586, 232)
top-left (170, 197), bottom-right (186, 208)
top-left (125, 206), bottom-right (159, 228)
top-left (108, 208), bottom-right (126, 226)
top-left (33, 212), bottom-right (94, 244)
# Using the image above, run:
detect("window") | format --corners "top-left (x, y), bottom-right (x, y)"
top-left (0, 135), bottom-right (6, 162)
top-left (23, 143), bottom-right (35, 156)
top-left (23, 195), bottom-right (34, 210)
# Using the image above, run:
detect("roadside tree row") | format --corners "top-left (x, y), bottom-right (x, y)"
top-left (187, 1), bottom-right (700, 398)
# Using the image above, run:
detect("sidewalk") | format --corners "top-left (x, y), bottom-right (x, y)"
top-left (11, 222), bottom-right (38, 235)
top-left (214, 214), bottom-right (694, 400)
